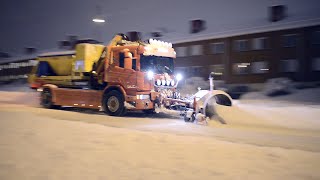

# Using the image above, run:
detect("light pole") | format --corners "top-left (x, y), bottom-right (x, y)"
top-left (92, 17), bottom-right (105, 42)
top-left (92, 4), bottom-right (106, 42)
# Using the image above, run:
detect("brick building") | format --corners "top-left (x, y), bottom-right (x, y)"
top-left (0, 56), bottom-right (37, 82)
top-left (173, 24), bottom-right (320, 84)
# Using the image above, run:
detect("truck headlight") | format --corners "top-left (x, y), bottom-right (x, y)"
top-left (170, 80), bottom-right (175, 86)
top-left (147, 70), bottom-right (154, 80)
top-left (161, 80), bottom-right (166, 86)
top-left (136, 94), bottom-right (150, 100)
top-left (166, 80), bottom-right (171, 86)
top-left (176, 74), bottom-right (183, 81)
top-left (156, 79), bottom-right (161, 86)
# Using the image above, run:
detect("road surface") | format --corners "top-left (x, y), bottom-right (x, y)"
top-left (0, 91), bottom-right (319, 180)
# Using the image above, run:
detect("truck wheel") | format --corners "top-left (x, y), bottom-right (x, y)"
top-left (184, 115), bottom-right (190, 122)
top-left (103, 90), bottom-right (125, 116)
top-left (191, 113), bottom-right (196, 122)
top-left (41, 89), bottom-right (60, 109)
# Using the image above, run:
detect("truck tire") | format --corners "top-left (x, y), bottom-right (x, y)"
top-left (184, 115), bottom-right (190, 122)
top-left (41, 89), bottom-right (60, 109)
top-left (103, 90), bottom-right (126, 116)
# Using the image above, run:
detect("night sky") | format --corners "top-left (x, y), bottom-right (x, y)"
top-left (1, 0), bottom-right (320, 55)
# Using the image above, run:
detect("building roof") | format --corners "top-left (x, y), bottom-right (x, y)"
top-left (0, 48), bottom-right (73, 65)
top-left (132, 0), bottom-right (320, 44)
top-left (0, 55), bottom-right (37, 64)
top-left (166, 18), bottom-right (320, 44)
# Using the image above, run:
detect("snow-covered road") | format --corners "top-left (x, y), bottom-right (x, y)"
top-left (0, 90), bottom-right (320, 179)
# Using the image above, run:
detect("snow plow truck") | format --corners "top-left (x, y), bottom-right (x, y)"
top-left (28, 33), bottom-right (232, 118)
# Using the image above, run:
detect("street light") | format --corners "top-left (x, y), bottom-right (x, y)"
top-left (92, 17), bottom-right (105, 42)
top-left (92, 18), bottom-right (105, 23)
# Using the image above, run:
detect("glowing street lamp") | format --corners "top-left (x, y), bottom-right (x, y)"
top-left (92, 18), bottom-right (105, 23)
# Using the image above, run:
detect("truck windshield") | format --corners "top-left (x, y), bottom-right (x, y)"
top-left (140, 55), bottom-right (174, 74)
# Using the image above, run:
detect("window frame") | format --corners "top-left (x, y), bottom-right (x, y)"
top-left (252, 37), bottom-right (268, 50)
top-left (282, 34), bottom-right (298, 48)
top-left (232, 62), bottom-right (251, 75)
top-left (312, 57), bottom-right (320, 71)
top-left (234, 39), bottom-right (250, 52)
top-left (190, 44), bottom-right (203, 56)
top-left (175, 46), bottom-right (188, 57)
top-left (279, 59), bottom-right (299, 73)
top-left (251, 61), bottom-right (269, 74)
top-left (210, 42), bottom-right (225, 54)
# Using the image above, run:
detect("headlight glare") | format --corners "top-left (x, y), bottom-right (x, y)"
top-left (147, 71), bottom-right (154, 80)
top-left (176, 74), bottom-right (183, 81)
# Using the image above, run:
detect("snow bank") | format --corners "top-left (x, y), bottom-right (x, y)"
top-left (242, 86), bottom-right (320, 104)
top-left (263, 78), bottom-right (293, 96)
top-left (177, 77), bottom-right (228, 97)
top-left (177, 77), bottom-right (209, 97)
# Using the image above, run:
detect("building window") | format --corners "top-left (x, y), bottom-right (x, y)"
top-left (233, 62), bottom-right (250, 74)
top-left (174, 67), bottom-right (187, 76)
top-left (251, 61), bottom-right (269, 74)
top-left (176, 66), bottom-right (203, 76)
top-left (29, 60), bottom-right (38, 66)
top-left (234, 40), bottom-right (249, 52)
top-left (209, 64), bottom-right (224, 75)
top-left (190, 45), bottom-right (203, 56)
top-left (279, 59), bottom-right (299, 72)
top-left (252, 37), bottom-right (268, 50)
top-left (210, 42), bottom-right (225, 54)
top-left (312, 31), bottom-right (320, 45)
top-left (283, 34), bottom-right (298, 47)
top-left (187, 66), bottom-right (203, 74)
top-left (176, 46), bottom-right (187, 57)
top-left (312, 58), bottom-right (320, 71)
top-left (175, 67), bottom-right (186, 71)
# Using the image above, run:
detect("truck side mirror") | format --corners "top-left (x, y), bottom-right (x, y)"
top-left (124, 51), bottom-right (133, 70)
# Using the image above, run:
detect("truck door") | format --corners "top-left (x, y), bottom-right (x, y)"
top-left (121, 51), bottom-right (137, 92)
top-left (106, 51), bottom-right (137, 94)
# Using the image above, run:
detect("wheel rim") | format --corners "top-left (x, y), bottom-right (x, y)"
top-left (107, 96), bottom-right (119, 112)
